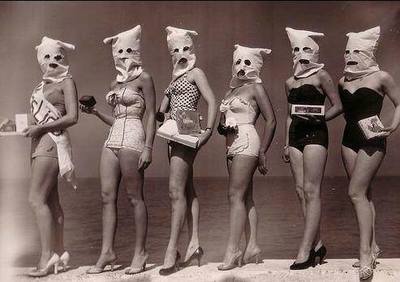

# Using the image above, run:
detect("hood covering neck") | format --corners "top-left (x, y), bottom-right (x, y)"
top-left (229, 44), bottom-right (271, 89)
top-left (286, 27), bottom-right (324, 79)
top-left (344, 26), bottom-right (380, 81)
top-left (166, 26), bottom-right (198, 82)
top-left (103, 25), bottom-right (143, 83)
top-left (36, 36), bottom-right (75, 83)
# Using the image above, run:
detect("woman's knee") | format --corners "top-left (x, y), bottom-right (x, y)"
top-left (295, 184), bottom-right (304, 198)
top-left (28, 192), bottom-right (46, 210)
top-left (303, 182), bottom-right (321, 201)
top-left (348, 186), bottom-right (367, 204)
top-left (228, 186), bottom-right (246, 204)
top-left (101, 190), bottom-right (117, 205)
top-left (169, 179), bottom-right (186, 202)
top-left (126, 188), bottom-right (144, 207)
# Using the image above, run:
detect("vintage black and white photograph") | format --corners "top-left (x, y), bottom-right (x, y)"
top-left (0, 1), bottom-right (399, 281)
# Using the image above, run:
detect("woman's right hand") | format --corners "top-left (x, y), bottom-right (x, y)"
top-left (282, 145), bottom-right (290, 163)
top-left (80, 104), bottom-right (97, 115)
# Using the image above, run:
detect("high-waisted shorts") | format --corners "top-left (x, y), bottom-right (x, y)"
top-left (226, 124), bottom-right (260, 158)
top-left (289, 118), bottom-right (328, 152)
top-left (105, 117), bottom-right (145, 153)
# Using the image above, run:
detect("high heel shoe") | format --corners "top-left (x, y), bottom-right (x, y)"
top-left (180, 247), bottom-right (204, 268)
top-left (314, 245), bottom-right (327, 265)
top-left (352, 248), bottom-right (382, 268)
top-left (125, 253), bottom-right (149, 275)
top-left (86, 256), bottom-right (117, 274)
top-left (59, 251), bottom-right (70, 272)
top-left (28, 253), bottom-right (60, 277)
top-left (217, 250), bottom-right (243, 271)
top-left (159, 251), bottom-right (181, 276)
top-left (290, 249), bottom-right (316, 270)
top-left (243, 250), bottom-right (262, 265)
top-left (359, 258), bottom-right (374, 280)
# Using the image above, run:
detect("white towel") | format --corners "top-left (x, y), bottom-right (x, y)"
top-left (30, 82), bottom-right (78, 190)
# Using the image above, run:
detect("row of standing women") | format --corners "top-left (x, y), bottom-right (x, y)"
top-left (23, 25), bottom-right (400, 281)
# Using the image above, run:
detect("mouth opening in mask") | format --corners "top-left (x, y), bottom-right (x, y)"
top-left (237, 69), bottom-right (246, 77)
top-left (178, 57), bottom-right (188, 64)
top-left (49, 63), bottom-right (58, 69)
top-left (299, 59), bottom-right (310, 64)
top-left (347, 61), bottom-right (358, 66)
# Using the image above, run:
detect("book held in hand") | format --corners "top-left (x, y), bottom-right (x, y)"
top-left (157, 119), bottom-right (201, 148)
top-left (175, 109), bottom-right (202, 135)
top-left (358, 115), bottom-right (386, 140)
top-left (292, 104), bottom-right (325, 116)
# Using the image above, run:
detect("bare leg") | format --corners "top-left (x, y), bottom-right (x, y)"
top-left (28, 157), bottom-right (59, 269)
top-left (119, 149), bottom-right (148, 268)
top-left (93, 148), bottom-right (121, 268)
top-left (163, 143), bottom-right (197, 268)
top-left (289, 147), bottom-right (306, 218)
top-left (48, 185), bottom-right (64, 255)
top-left (346, 147), bottom-right (384, 267)
top-left (295, 145), bottom-right (327, 263)
top-left (222, 155), bottom-right (258, 265)
top-left (184, 168), bottom-right (200, 261)
top-left (243, 180), bottom-right (261, 261)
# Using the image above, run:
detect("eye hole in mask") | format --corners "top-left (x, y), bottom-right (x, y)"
top-left (173, 48), bottom-right (179, 53)
top-left (345, 50), bottom-right (350, 55)
top-left (127, 48), bottom-right (132, 53)
top-left (44, 54), bottom-right (50, 59)
top-left (303, 47), bottom-right (313, 53)
top-left (293, 47), bottom-right (300, 53)
top-left (54, 55), bottom-right (63, 61)
top-left (183, 46), bottom-right (190, 52)
top-left (354, 50), bottom-right (360, 54)
top-left (118, 49), bottom-right (123, 54)
top-left (235, 59), bottom-right (241, 65)
top-left (244, 60), bottom-right (251, 66)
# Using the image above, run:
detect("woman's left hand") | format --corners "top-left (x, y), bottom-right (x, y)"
top-left (138, 148), bottom-right (152, 170)
top-left (258, 153), bottom-right (268, 175)
top-left (380, 125), bottom-right (395, 137)
top-left (198, 129), bottom-right (212, 148)
top-left (22, 125), bottom-right (44, 138)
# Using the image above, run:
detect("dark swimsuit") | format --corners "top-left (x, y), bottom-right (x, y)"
top-left (288, 84), bottom-right (328, 152)
top-left (340, 86), bottom-right (386, 153)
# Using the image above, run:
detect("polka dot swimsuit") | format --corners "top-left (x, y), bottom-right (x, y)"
top-left (165, 73), bottom-right (201, 120)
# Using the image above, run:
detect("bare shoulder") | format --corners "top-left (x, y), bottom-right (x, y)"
top-left (376, 70), bottom-right (393, 83)
top-left (188, 67), bottom-right (206, 79)
top-left (285, 76), bottom-right (294, 94)
top-left (338, 76), bottom-right (345, 87)
top-left (139, 71), bottom-right (152, 81)
top-left (61, 78), bottom-right (77, 93)
top-left (317, 69), bottom-right (333, 82)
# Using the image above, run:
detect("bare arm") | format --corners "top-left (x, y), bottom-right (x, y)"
top-left (190, 68), bottom-right (217, 146)
top-left (319, 70), bottom-right (343, 121)
top-left (141, 73), bottom-right (156, 150)
top-left (381, 71), bottom-right (400, 133)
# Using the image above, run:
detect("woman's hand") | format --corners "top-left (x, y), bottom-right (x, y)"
top-left (80, 104), bottom-right (97, 115)
top-left (197, 129), bottom-right (212, 147)
top-left (282, 145), bottom-right (290, 163)
top-left (22, 125), bottom-right (44, 138)
top-left (138, 147), bottom-right (152, 170)
top-left (258, 153), bottom-right (268, 175)
top-left (380, 125), bottom-right (395, 138)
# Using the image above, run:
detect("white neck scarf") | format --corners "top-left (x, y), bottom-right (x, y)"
top-left (104, 25), bottom-right (143, 83)
top-left (166, 26), bottom-right (198, 82)
top-left (35, 36), bottom-right (75, 83)
top-left (286, 27), bottom-right (325, 79)
top-left (229, 44), bottom-right (271, 89)
top-left (344, 26), bottom-right (380, 81)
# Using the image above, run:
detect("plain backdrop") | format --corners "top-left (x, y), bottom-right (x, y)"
top-left (0, 1), bottom-right (400, 179)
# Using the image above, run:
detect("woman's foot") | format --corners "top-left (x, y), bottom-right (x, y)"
top-left (217, 249), bottom-right (243, 271)
top-left (180, 246), bottom-right (204, 268)
top-left (359, 256), bottom-right (374, 280)
top-left (243, 245), bottom-right (262, 264)
top-left (352, 246), bottom-right (382, 268)
top-left (86, 252), bottom-right (117, 274)
top-left (290, 249), bottom-right (316, 270)
top-left (28, 253), bottom-right (60, 277)
top-left (159, 250), bottom-right (181, 276)
top-left (184, 242), bottom-right (200, 262)
top-left (125, 252), bottom-right (148, 275)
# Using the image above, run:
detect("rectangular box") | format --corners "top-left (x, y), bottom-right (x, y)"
top-left (15, 113), bottom-right (28, 133)
top-left (291, 104), bottom-right (325, 116)
top-left (358, 115), bottom-right (386, 140)
top-left (175, 109), bottom-right (202, 135)
top-left (157, 119), bottom-right (200, 148)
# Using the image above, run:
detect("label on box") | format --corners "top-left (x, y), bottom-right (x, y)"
top-left (292, 104), bottom-right (325, 116)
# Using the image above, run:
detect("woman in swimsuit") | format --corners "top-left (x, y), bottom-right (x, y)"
top-left (339, 26), bottom-right (400, 280)
top-left (157, 26), bottom-right (216, 275)
top-left (217, 44), bottom-right (276, 270)
top-left (24, 37), bottom-right (78, 277)
top-left (283, 28), bottom-right (343, 270)
top-left (81, 26), bottom-right (156, 275)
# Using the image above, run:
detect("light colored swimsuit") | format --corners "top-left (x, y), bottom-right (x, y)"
top-left (220, 95), bottom-right (260, 158)
top-left (31, 84), bottom-right (66, 159)
top-left (165, 73), bottom-right (201, 120)
top-left (104, 86), bottom-right (146, 152)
